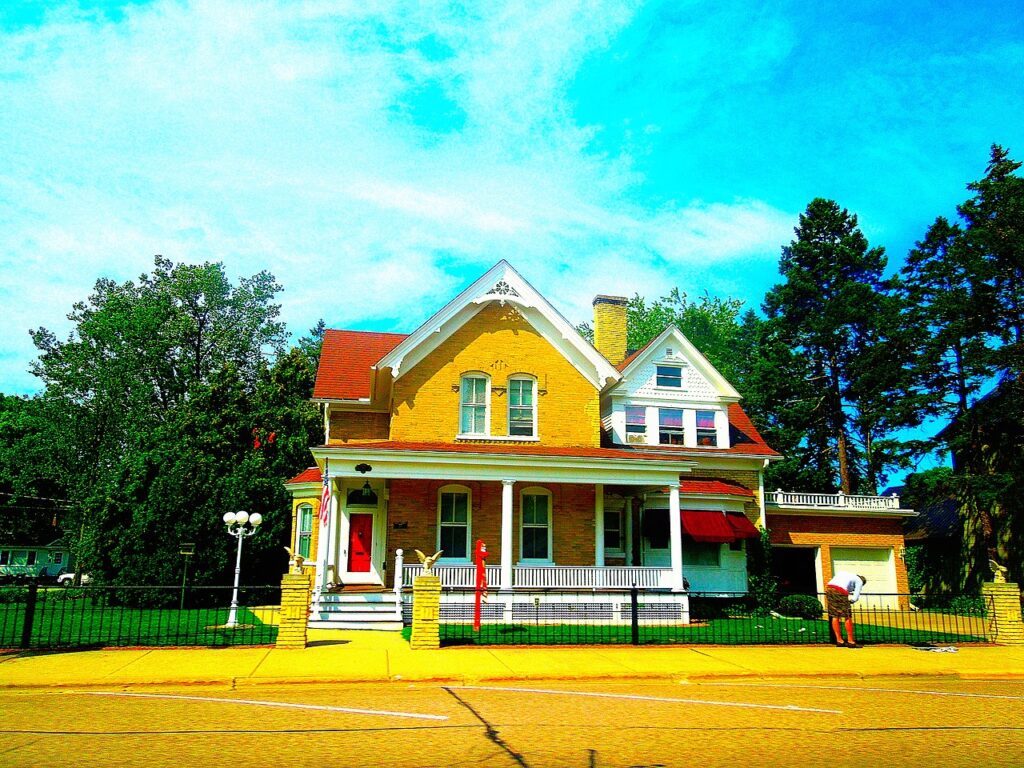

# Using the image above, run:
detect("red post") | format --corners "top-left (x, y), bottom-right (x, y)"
top-left (473, 539), bottom-right (488, 632)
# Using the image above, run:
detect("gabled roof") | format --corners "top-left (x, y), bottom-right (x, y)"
top-left (727, 403), bottom-right (778, 456)
top-left (312, 330), bottom-right (407, 400)
top-left (286, 467), bottom-right (322, 485)
top-left (375, 260), bottom-right (622, 390)
top-left (615, 325), bottom-right (740, 400)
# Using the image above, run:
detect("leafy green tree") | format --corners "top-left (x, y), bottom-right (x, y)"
top-left (763, 198), bottom-right (898, 494)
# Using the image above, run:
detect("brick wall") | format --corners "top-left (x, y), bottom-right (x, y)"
top-left (390, 303), bottom-right (601, 446)
top-left (688, 468), bottom-right (762, 524)
top-left (328, 411), bottom-right (390, 444)
top-left (768, 514), bottom-right (911, 594)
top-left (386, 479), bottom-right (597, 582)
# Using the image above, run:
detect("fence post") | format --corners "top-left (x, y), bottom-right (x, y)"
top-left (275, 572), bottom-right (312, 649)
top-left (982, 581), bottom-right (1024, 645)
top-left (411, 574), bottom-right (442, 650)
top-left (20, 582), bottom-right (38, 650)
top-left (393, 549), bottom-right (405, 624)
top-left (630, 585), bottom-right (639, 646)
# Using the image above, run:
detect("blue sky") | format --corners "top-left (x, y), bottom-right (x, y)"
top-left (1, 0), bottom-right (1022, 406)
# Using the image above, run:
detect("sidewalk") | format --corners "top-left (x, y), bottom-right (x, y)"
top-left (3, 631), bottom-right (1024, 690)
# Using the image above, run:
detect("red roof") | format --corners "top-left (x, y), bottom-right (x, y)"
top-left (726, 403), bottom-right (778, 456)
top-left (285, 467), bottom-right (321, 485)
top-left (317, 440), bottom-right (697, 462)
top-left (313, 330), bottom-right (408, 400)
top-left (680, 479), bottom-right (755, 497)
top-left (616, 337), bottom-right (657, 372)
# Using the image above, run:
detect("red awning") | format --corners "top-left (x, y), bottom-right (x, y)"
top-left (681, 510), bottom-right (735, 543)
top-left (727, 513), bottom-right (760, 539)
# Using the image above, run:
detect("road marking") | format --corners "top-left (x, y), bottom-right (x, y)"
top-left (700, 682), bottom-right (1024, 701)
top-left (449, 685), bottom-right (841, 714)
top-left (78, 692), bottom-right (448, 721)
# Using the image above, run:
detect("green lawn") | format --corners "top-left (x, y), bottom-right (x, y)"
top-left (0, 602), bottom-right (277, 649)
top-left (405, 617), bottom-right (987, 646)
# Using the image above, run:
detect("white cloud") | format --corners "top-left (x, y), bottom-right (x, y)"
top-left (0, 0), bottom-right (793, 394)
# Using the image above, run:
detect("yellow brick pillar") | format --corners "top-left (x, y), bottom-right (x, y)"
top-left (410, 574), bottom-right (442, 650)
top-left (276, 572), bottom-right (312, 649)
top-left (982, 582), bottom-right (1024, 645)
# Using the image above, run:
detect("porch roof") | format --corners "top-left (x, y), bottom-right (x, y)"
top-left (311, 441), bottom-right (698, 485)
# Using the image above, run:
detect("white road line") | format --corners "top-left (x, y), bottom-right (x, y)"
top-left (448, 685), bottom-right (841, 714)
top-left (699, 682), bottom-right (1024, 701)
top-left (78, 692), bottom-right (449, 721)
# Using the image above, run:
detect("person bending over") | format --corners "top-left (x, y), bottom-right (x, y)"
top-left (826, 572), bottom-right (867, 648)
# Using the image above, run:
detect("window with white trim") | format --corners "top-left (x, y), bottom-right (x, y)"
top-left (603, 510), bottom-right (623, 553)
top-left (656, 365), bottom-right (683, 388)
top-left (520, 487), bottom-right (552, 562)
top-left (696, 410), bottom-right (718, 446)
top-left (507, 376), bottom-right (536, 436)
top-left (659, 408), bottom-right (685, 445)
top-left (459, 375), bottom-right (489, 435)
top-left (296, 503), bottom-right (314, 559)
top-left (625, 406), bottom-right (646, 443)
top-left (438, 486), bottom-right (471, 560)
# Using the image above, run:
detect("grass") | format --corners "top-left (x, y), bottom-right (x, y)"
top-left (400, 616), bottom-right (988, 647)
top-left (0, 601), bottom-right (277, 649)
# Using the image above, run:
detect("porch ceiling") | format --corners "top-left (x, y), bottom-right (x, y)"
top-left (311, 443), bottom-right (696, 486)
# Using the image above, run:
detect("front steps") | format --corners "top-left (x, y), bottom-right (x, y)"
top-left (309, 589), bottom-right (404, 631)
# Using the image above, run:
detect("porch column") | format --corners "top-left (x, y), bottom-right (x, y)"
top-left (315, 478), bottom-right (336, 591)
top-left (668, 481), bottom-right (685, 591)
top-left (624, 497), bottom-right (634, 567)
top-left (500, 479), bottom-right (515, 590)
top-left (594, 484), bottom-right (605, 567)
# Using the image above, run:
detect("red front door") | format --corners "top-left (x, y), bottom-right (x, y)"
top-left (347, 514), bottom-right (373, 573)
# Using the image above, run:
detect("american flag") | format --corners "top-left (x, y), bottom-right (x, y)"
top-left (319, 462), bottom-right (331, 527)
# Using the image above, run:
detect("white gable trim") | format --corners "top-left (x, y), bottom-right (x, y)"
top-left (617, 325), bottom-right (741, 400)
top-left (375, 260), bottom-right (621, 390)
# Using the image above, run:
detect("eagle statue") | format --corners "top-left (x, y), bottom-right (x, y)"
top-left (414, 549), bottom-right (443, 574)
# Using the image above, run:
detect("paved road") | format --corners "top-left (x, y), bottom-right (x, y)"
top-left (2, 677), bottom-right (1023, 767)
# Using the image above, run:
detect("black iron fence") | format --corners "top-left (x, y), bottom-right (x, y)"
top-left (404, 588), bottom-right (996, 646)
top-left (0, 584), bottom-right (280, 650)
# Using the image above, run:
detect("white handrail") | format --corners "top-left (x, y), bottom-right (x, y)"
top-left (402, 563), bottom-right (672, 589)
top-left (771, 490), bottom-right (901, 509)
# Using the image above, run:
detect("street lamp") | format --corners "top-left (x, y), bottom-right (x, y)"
top-left (222, 510), bottom-right (262, 628)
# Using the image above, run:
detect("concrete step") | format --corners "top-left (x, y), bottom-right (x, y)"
top-left (308, 619), bottom-right (404, 631)
top-left (315, 609), bottom-right (403, 622)
top-left (319, 593), bottom-right (398, 605)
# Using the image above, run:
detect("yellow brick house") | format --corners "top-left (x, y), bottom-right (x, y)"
top-left (286, 261), bottom-right (914, 628)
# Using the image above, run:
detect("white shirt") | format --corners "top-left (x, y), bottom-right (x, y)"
top-left (827, 571), bottom-right (864, 603)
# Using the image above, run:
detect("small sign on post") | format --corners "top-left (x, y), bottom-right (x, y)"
top-left (473, 539), bottom-right (488, 632)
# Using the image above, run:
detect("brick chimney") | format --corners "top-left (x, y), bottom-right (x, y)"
top-left (592, 295), bottom-right (628, 365)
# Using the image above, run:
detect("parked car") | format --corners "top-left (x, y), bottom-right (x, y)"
top-left (57, 572), bottom-right (92, 586)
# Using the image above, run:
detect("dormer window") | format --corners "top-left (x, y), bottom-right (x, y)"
top-left (460, 374), bottom-right (489, 435)
top-left (656, 365), bottom-right (683, 388)
top-left (508, 376), bottom-right (536, 436)
top-left (659, 408), bottom-right (685, 445)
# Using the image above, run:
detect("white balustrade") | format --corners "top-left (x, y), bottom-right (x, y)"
top-left (401, 563), bottom-right (672, 589)
top-left (771, 490), bottom-right (901, 510)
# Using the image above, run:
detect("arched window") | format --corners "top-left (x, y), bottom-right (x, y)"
top-left (437, 484), bottom-right (472, 560)
top-left (520, 486), bottom-right (553, 563)
top-left (296, 504), bottom-right (314, 559)
top-left (459, 374), bottom-right (489, 435)
top-left (507, 375), bottom-right (537, 437)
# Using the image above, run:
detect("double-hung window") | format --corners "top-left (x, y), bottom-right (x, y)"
top-left (49, 551), bottom-right (64, 565)
top-left (520, 489), bottom-right (551, 561)
top-left (438, 487), bottom-right (471, 560)
top-left (625, 406), bottom-right (646, 443)
top-left (460, 375), bottom-right (488, 435)
top-left (508, 377), bottom-right (536, 436)
top-left (696, 410), bottom-right (718, 446)
top-left (656, 365), bottom-right (683, 388)
top-left (604, 510), bottom-right (623, 553)
top-left (296, 503), bottom-right (314, 559)
top-left (658, 408), bottom-right (685, 445)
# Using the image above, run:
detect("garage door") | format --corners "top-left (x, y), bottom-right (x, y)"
top-left (830, 547), bottom-right (897, 609)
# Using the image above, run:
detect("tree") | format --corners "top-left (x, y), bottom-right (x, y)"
top-left (763, 198), bottom-right (899, 494)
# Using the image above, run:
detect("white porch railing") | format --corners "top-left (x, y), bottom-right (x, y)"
top-left (770, 490), bottom-right (901, 510)
top-left (400, 560), bottom-right (672, 589)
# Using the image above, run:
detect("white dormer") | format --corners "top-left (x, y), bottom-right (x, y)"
top-left (605, 325), bottom-right (740, 449)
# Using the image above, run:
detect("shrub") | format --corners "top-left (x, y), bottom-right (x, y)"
top-left (777, 594), bottom-right (824, 620)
